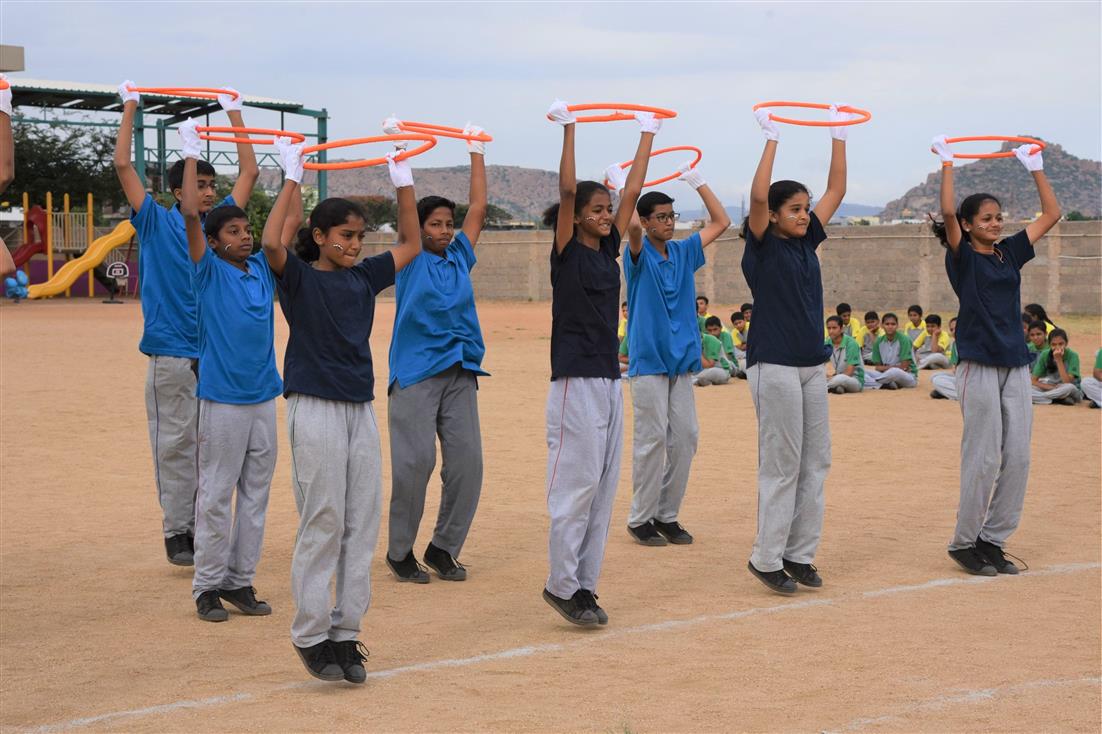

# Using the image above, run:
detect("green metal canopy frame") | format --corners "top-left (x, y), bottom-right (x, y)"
top-left (8, 79), bottom-right (330, 198)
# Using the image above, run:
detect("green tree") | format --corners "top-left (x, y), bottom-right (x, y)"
top-left (9, 122), bottom-right (121, 216)
top-left (454, 202), bottom-right (514, 229)
top-left (1065, 210), bottom-right (1094, 221)
top-left (345, 195), bottom-right (397, 230)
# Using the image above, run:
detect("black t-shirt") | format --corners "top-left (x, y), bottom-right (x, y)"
top-left (550, 226), bottom-right (622, 380)
top-left (740, 212), bottom-right (831, 367)
top-left (276, 250), bottom-right (396, 402)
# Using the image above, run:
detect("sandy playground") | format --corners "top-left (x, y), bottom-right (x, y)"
top-left (0, 300), bottom-right (1099, 733)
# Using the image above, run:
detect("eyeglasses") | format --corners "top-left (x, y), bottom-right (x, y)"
top-left (650, 212), bottom-right (680, 224)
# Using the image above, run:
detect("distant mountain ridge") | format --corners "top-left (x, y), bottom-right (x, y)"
top-left (680, 202), bottom-right (883, 222)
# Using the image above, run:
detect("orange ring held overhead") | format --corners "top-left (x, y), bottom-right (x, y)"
top-left (752, 101), bottom-right (872, 127)
top-left (548, 102), bottom-right (678, 124)
top-left (197, 126), bottom-right (306, 145)
top-left (606, 146), bottom-right (703, 188)
top-left (126, 86), bottom-right (240, 101)
top-left (397, 121), bottom-right (493, 143)
top-left (940, 135), bottom-right (1045, 159)
top-left (0, 79), bottom-right (9, 90)
top-left (302, 133), bottom-right (437, 171)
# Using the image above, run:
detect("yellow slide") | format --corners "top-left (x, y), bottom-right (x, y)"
top-left (27, 221), bottom-right (136, 299)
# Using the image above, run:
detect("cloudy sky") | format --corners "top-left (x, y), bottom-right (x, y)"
top-left (3, 1), bottom-right (1099, 207)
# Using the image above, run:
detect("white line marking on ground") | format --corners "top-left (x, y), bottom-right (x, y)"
top-left (826, 676), bottom-right (1102, 733)
top-left (17, 562), bottom-right (1100, 734)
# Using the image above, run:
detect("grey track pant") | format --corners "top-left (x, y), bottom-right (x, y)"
top-left (918, 353), bottom-right (951, 370)
top-left (693, 367), bottom-right (730, 386)
top-left (747, 363), bottom-right (831, 572)
top-left (1082, 376), bottom-right (1102, 405)
top-left (145, 355), bottom-right (198, 538)
top-left (387, 366), bottom-right (483, 560)
top-left (288, 395), bottom-right (382, 648)
top-left (866, 367), bottom-right (917, 388)
top-left (827, 373), bottom-right (862, 393)
top-left (950, 362), bottom-right (1032, 550)
top-left (627, 374), bottom-right (698, 527)
top-left (931, 372), bottom-right (959, 400)
top-left (1031, 382), bottom-right (1083, 405)
top-left (545, 377), bottom-right (623, 599)
top-left (193, 399), bottom-right (277, 598)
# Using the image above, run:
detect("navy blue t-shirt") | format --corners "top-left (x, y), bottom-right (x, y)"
top-left (550, 226), bottom-right (622, 380)
top-left (741, 212), bottom-right (831, 368)
top-left (946, 230), bottom-right (1034, 368)
top-left (275, 250), bottom-right (396, 402)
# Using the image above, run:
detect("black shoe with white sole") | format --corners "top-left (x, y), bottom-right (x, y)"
top-left (782, 559), bottom-right (823, 587)
top-left (294, 640), bottom-right (345, 682)
top-left (627, 521), bottom-right (668, 546)
top-left (748, 561), bottom-right (797, 595)
top-left (974, 538), bottom-right (1020, 575)
top-left (652, 520), bottom-right (693, 545)
top-left (948, 547), bottom-right (997, 576)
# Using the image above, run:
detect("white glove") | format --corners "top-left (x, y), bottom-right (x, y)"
top-left (678, 161), bottom-right (706, 190)
top-left (178, 118), bottom-right (202, 160)
top-left (217, 86), bottom-right (243, 112)
top-left (382, 114), bottom-right (408, 150)
top-left (1014, 143), bottom-right (1044, 172)
top-left (755, 108), bottom-right (779, 141)
top-left (828, 103), bottom-right (851, 141)
top-left (0, 75), bottom-right (11, 117)
top-left (547, 99), bottom-right (575, 126)
top-left (118, 80), bottom-right (140, 104)
top-left (464, 122), bottom-right (485, 156)
top-left (635, 110), bottom-right (662, 134)
top-left (604, 163), bottom-right (628, 193)
top-left (931, 134), bottom-right (955, 164)
top-left (386, 151), bottom-right (414, 188)
top-left (275, 136), bottom-right (305, 183)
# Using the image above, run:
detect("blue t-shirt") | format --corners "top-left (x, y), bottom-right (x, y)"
top-left (276, 250), bottom-right (396, 403)
top-left (550, 227), bottom-right (622, 381)
top-left (741, 213), bottom-right (831, 368)
top-left (193, 249), bottom-right (282, 405)
top-left (389, 233), bottom-right (488, 389)
top-left (946, 230), bottom-right (1034, 368)
top-left (624, 232), bottom-right (706, 377)
top-left (130, 193), bottom-right (236, 359)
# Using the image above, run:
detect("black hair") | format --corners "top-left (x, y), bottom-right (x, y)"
top-left (908, 305), bottom-right (923, 317)
top-left (417, 195), bottom-right (456, 227)
top-left (740, 180), bottom-right (811, 238)
top-left (1021, 312), bottom-right (1034, 325)
top-left (697, 295), bottom-right (709, 305)
top-left (1027, 320), bottom-right (1047, 333)
top-left (202, 205), bottom-right (248, 241)
top-left (882, 312), bottom-right (899, 324)
top-left (731, 311), bottom-right (745, 323)
top-left (1024, 303), bottom-right (1056, 327)
top-left (541, 181), bottom-right (611, 228)
top-left (836, 302), bottom-right (852, 316)
top-left (704, 315), bottom-right (722, 329)
top-left (637, 191), bottom-right (675, 219)
top-left (621, 300), bottom-right (628, 307)
top-left (168, 158), bottom-right (217, 192)
top-left (949, 316), bottom-right (958, 325)
top-left (294, 197), bottom-right (366, 263)
top-left (1048, 328), bottom-right (1069, 344)
top-left (864, 310), bottom-right (879, 321)
top-left (826, 315), bottom-right (843, 328)
top-left (741, 303), bottom-right (753, 313)
top-left (929, 193), bottom-right (1002, 248)
top-left (925, 314), bottom-right (942, 326)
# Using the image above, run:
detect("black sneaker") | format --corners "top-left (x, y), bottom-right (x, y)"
top-left (948, 547), bottom-right (997, 576)
top-left (386, 551), bottom-right (430, 583)
top-left (782, 559), bottom-right (823, 587)
top-left (747, 561), bottom-right (797, 595)
top-left (542, 588), bottom-right (599, 627)
top-left (219, 586), bottom-right (272, 615)
top-left (195, 590), bottom-right (229, 622)
top-left (576, 589), bottom-right (608, 625)
top-left (975, 538), bottom-right (1020, 575)
top-left (165, 533), bottom-right (194, 566)
top-left (423, 542), bottom-right (467, 581)
top-left (333, 640), bottom-right (369, 684)
top-left (930, 389), bottom-right (948, 400)
top-left (627, 521), bottom-right (668, 546)
top-left (652, 520), bottom-right (693, 545)
top-left (294, 640), bottom-right (345, 682)
top-left (1089, 400), bottom-right (1100, 409)
top-left (881, 382), bottom-right (899, 390)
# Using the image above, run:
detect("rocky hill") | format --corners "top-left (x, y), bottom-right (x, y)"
top-left (880, 138), bottom-right (1100, 221)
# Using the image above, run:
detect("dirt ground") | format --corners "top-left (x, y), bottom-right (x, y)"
top-left (1, 299), bottom-right (1099, 734)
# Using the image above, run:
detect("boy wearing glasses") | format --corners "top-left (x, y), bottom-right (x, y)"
top-left (620, 166), bottom-right (731, 547)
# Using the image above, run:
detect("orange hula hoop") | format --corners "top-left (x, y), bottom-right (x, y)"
top-left (941, 135), bottom-right (1045, 159)
top-left (0, 79), bottom-right (9, 90)
top-left (605, 146), bottom-right (703, 188)
top-left (548, 103), bottom-right (678, 124)
top-left (302, 133), bottom-right (437, 171)
top-left (126, 86), bottom-right (240, 101)
top-left (398, 121), bottom-right (493, 143)
top-left (197, 126), bottom-right (306, 145)
top-left (752, 101), bottom-right (871, 127)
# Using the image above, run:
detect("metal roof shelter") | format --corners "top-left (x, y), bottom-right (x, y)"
top-left (8, 78), bottom-right (330, 198)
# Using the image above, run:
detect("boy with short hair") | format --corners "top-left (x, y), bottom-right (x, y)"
top-left (825, 315), bottom-right (863, 393)
top-left (114, 82), bottom-right (258, 567)
top-left (1031, 329), bottom-right (1082, 405)
top-left (903, 305), bottom-right (924, 343)
top-left (696, 295), bottom-right (717, 335)
top-left (867, 312), bottom-right (918, 389)
top-left (696, 318), bottom-right (733, 386)
top-left (741, 302), bottom-right (753, 324)
top-left (1026, 320), bottom-right (1047, 366)
top-left (913, 314), bottom-right (952, 369)
top-left (861, 310), bottom-right (883, 364)
top-left (1081, 348), bottom-right (1102, 408)
top-left (835, 302), bottom-right (863, 338)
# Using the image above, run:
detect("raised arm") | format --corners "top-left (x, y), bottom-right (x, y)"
top-left (178, 120), bottom-right (206, 264)
top-left (1017, 145), bottom-right (1061, 244)
top-left (0, 75), bottom-right (14, 193)
top-left (627, 210), bottom-right (643, 254)
top-left (613, 113), bottom-right (660, 236)
top-left (114, 82), bottom-right (148, 212)
top-left (387, 153), bottom-right (422, 273)
top-left (931, 135), bottom-right (962, 254)
top-left (604, 162), bottom-right (643, 256)
top-left (680, 163), bottom-right (731, 247)
top-left (261, 138), bottom-right (306, 277)
top-left (812, 106), bottom-right (852, 225)
top-left (548, 100), bottom-right (578, 254)
top-left (218, 89), bottom-right (259, 205)
top-left (461, 124), bottom-right (488, 245)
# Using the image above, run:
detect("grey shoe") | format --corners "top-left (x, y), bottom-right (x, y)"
top-left (423, 542), bottom-right (467, 581)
